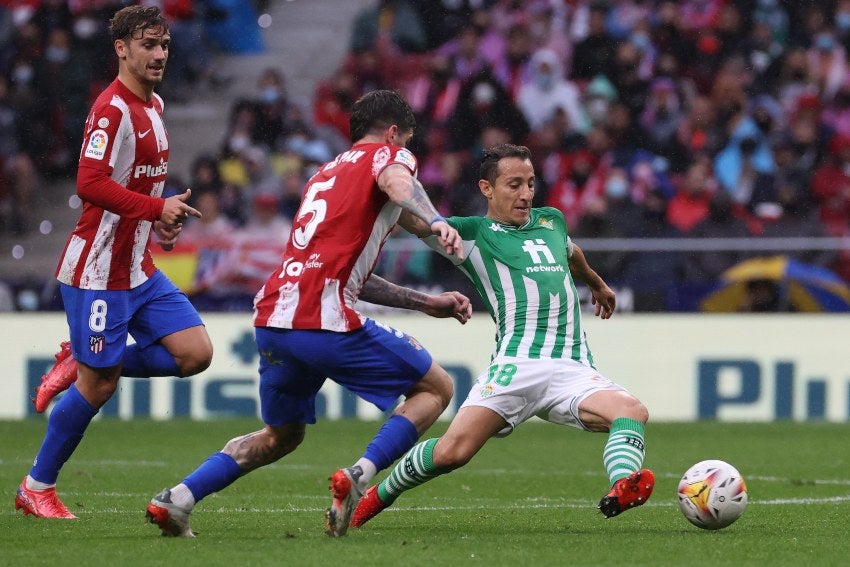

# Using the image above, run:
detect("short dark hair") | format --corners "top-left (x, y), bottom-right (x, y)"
top-left (109, 5), bottom-right (169, 42)
top-left (349, 90), bottom-right (416, 143)
top-left (479, 144), bottom-right (532, 185)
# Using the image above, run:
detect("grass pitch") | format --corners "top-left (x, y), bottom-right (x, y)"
top-left (1, 419), bottom-right (848, 566)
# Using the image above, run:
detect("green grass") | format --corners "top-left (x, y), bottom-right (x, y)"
top-left (1, 419), bottom-right (848, 566)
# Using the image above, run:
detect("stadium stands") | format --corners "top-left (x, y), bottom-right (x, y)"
top-left (3, 0), bottom-right (850, 313)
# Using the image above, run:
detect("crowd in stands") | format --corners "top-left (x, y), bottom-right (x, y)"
top-left (5, 0), bottom-right (850, 312)
top-left (175, 0), bottom-right (850, 312)
top-left (0, 0), bottom-right (254, 237)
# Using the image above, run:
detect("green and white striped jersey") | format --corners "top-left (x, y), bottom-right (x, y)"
top-left (434, 207), bottom-right (594, 367)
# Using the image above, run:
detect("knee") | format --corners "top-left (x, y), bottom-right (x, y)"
top-left (178, 343), bottom-right (213, 376)
top-left (431, 368), bottom-right (454, 410)
top-left (623, 399), bottom-right (649, 424)
top-left (92, 381), bottom-right (119, 406)
top-left (433, 438), bottom-right (474, 471)
top-left (77, 373), bottom-right (119, 408)
top-left (407, 365), bottom-right (454, 411)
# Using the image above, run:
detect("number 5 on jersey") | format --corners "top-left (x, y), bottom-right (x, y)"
top-left (292, 176), bottom-right (335, 250)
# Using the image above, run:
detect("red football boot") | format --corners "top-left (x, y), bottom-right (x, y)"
top-left (15, 479), bottom-right (77, 519)
top-left (598, 469), bottom-right (655, 518)
top-left (324, 468), bottom-right (363, 537)
top-left (349, 485), bottom-right (388, 529)
top-left (34, 341), bottom-right (78, 413)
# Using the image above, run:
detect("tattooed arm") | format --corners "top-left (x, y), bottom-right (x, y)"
top-left (360, 274), bottom-right (472, 324)
top-left (378, 164), bottom-right (463, 259)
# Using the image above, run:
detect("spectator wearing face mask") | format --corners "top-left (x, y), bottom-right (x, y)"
top-left (0, 74), bottom-right (37, 234)
top-left (622, 189), bottom-right (684, 311)
top-left (714, 110), bottom-right (776, 208)
top-left (545, 148), bottom-right (606, 229)
top-left (250, 67), bottom-right (309, 152)
top-left (437, 22), bottom-right (490, 83)
top-left (666, 158), bottom-right (716, 234)
top-left (447, 69), bottom-right (529, 152)
top-left (570, 2), bottom-right (616, 81)
top-left (404, 53), bottom-right (462, 133)
top-left (684, 193), bottom-right (754, 284)
top-left (757, 185), bottom-right (836, 268)
top-left (517, 47), bottom-right (587, 134)
top-left (639, 77), bottom-right (683, 157)
top-left (807, 31), bottom-right (847, 102)
top-left (489, 22), bottom-right (534, 104)
top-left (30, 26), bottom-right (94, 176)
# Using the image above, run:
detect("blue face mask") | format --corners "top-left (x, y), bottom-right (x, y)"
top-left (535, 72), bottom-right (554, 91)
top-left (258, 87), bottom-right (280, 104)
top-left (45, 47), bottom-right (69, 63)
top-left (13, 65), bottom-right (33, 84)
top-left (631, 33), bottom-right (651, 51)
top-left (605, 178), bottom-right (629, 199)
top-left (816, 34), bottom-right (835, 51)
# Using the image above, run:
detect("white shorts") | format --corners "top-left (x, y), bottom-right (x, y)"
top-left (459, 356), bottom-right (626, 436)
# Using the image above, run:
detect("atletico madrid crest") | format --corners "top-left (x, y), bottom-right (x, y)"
top-left (89, 334), bottom-right (105, 354)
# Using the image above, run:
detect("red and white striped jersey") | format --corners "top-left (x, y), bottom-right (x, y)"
top-left (55, 78), bottom-right (169, 290)
top-left (253, 143), bottom-right (418, 331)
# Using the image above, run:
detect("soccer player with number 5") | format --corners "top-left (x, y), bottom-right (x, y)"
top-left (350, 144), bottom-right (655, 529)
top-left (146, 90), bottom-right (473, 537)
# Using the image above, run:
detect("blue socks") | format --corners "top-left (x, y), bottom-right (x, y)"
top-left (182, 452), bottom-right (243, 503)
top-left (362, 415), bottom-right (419, 471)
top-left (30, 384), bottom-right (98, 485)
top-left (121, 343), bottom-right (181, 377)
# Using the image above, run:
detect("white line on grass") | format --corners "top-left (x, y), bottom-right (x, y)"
top-left (13, 494), bottom-right (849, 517)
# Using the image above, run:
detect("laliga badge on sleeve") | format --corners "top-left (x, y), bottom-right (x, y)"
top-left (84, 130), bottom-right (109, 160)
top-left (394, 148), bottom-right (416, 171)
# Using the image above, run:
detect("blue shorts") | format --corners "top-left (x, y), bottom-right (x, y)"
top-left (256, 318), bottom-right (433, 426)
top-left (60, 270), bottom-right (203, 369)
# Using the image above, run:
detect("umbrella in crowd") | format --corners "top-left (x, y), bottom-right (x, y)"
top-left (700, 256), bottom-right (850, 313)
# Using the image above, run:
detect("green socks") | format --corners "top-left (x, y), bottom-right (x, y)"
top-left (377, 437), bottom-right (442, 505)
top-left (603, 417), bottom-right (646, 486)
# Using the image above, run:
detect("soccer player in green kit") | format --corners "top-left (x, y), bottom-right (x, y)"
top-left (350, 143), bottom-right (654, 528)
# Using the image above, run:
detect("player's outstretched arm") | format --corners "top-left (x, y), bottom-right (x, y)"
top-left (568, 242), bottom-right (616, 319)
top-left (379, 165), bottom-right (463, 259)
top-left (360, 274), bottom-right (472, 324)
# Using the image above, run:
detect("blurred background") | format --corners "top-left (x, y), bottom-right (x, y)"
top-left (3, 0), bottom-right (850, 316)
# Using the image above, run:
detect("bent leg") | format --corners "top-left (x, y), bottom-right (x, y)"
top-left (354, 361), bottom-right (454, 485)
top-left (169, 423), bottom-right (305, 510)
top-left (579, 389), bottom-right (649, 485)
top-left (378, 405), bottom-right (506, 505)
top-left (125, 273), bottom-right (213, 377)
top-left (578, 389), bottom-right (654, 518)
top-left (351, 406), bottom-right (505, 529)
top-left (395, 361), bottom-right (454, 434)
top-left (123, 325), bottom-right (213, 378)
top-left (159, 325), bottom-right (213, 376)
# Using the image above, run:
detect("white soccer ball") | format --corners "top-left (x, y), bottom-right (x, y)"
top-left (677, 459), bottom-right (748, 530)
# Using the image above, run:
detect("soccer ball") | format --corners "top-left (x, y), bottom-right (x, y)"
top-left (677, 459), bottom-right (748, 530)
